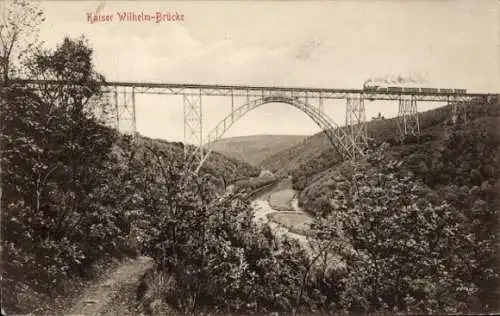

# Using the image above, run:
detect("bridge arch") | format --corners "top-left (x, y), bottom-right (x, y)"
top-left (192, 96), bottom-right (364, 173)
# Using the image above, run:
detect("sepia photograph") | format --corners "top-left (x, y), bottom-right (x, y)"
top-left (1, 0), bottom-right (499, 315)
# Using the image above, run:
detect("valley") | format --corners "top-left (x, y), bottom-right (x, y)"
top-left (210, 134), bottom-right (308, 166)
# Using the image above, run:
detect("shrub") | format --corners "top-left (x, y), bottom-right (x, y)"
top-left (310, 143), bottom-right (499, 314)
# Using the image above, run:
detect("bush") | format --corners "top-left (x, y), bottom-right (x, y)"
top-left (310, 143), bottom-right (500, 314)
top-left (124, 146), bottom-right (346, 315)
top-left (1, 37), bottom-right (137, 312)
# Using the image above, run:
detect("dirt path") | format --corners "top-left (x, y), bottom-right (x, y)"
top-left (62, 180), bottom-right (315, 315)
top-left (65, 256), bottom-right (153, 316)
top-left (61, 181), bottom-right (290, 315)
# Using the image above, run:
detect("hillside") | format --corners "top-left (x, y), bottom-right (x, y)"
top-left (299, 108), bottom-right (499, 212)
top-left (210, 134), bottom-right (307, 166)
top-left (258, 96), bottom-right (500, 216)
top-left (131, 135), bottom-right (261, 186)
top-left (261, 98), bottom-right (499, 188)
top-left (265, 97), bottom-right (500, 310)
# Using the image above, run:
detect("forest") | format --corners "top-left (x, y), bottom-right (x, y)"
top-left (1, 1), bottom-right (499, 315)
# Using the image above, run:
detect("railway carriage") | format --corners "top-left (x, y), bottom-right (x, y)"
top-left (420, 87), bottom-right (439, 94)
top-left (439, 88), bottom-right (454, 94)
top-left (388, 87), bottom-right (403, 93)
top-left (363, 83), bottom-right (466, 95)
top-left (403, 87), bottom-right (419, 93)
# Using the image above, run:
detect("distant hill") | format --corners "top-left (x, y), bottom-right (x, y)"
top-left (210, 134), bottom-right (308, 166)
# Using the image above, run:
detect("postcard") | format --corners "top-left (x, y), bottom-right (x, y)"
top-left (1, 1), bottom-right (499, 315)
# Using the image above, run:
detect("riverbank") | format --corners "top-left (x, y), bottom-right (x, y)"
top-left (251, 179), bottom-right (312, 248)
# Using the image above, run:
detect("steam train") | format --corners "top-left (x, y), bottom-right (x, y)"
top-left (363, 84), bottom-right (467, 95)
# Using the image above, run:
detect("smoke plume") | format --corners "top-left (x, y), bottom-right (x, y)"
top-left (364, 71), bottom-right (430, 87)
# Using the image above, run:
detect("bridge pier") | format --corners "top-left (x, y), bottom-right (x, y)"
top-left (449, 96), bottom-right (468, 125)
top-left (397, 95), bottom-right (420, 139)
top-left (183, 91), bottom-right (203, 163)
top-left (345, 94), bottom-right (367, 159)
top-left (107, 86), bottom-right (137, 135)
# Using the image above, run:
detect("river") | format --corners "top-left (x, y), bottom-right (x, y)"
top-left (252, 199), bottom-right (309, 247)
top-left (251, 182), bottom-right (344, 269)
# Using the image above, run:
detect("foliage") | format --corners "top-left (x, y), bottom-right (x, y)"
top-left (298, 101), bottom-right (499, 216)
top-left (0, 36), bottom-right (137, 314)
top-left (122, 145), bottom-right (345, 315)
top-left (0, 33), bottom-right (331, 316)
top-left (201, 150), bottom-right (261, 188)
top-left (268, 212), bottom-right (312, 236)
top-left (261, 105), bottom-right (451, 191)
top-left (310, 141), bottom-right (499, 314)
top-left (260, 130), bottom-right (338, 179)
top-left (132, 136), bottom-right (261, 192)
top-left (412, 117), bottom-right (500, 309)
top-left (1, 27), bottom-right (301, 315)
top-left (0, 0), bottom-right (45, 82)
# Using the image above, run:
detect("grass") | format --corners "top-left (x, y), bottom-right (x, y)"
top-left (268, 189), bottom-right (296, 211)
top-left (268, 212), bottom-right (312, 236)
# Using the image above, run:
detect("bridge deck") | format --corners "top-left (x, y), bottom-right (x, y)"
top-left (8, 79), bottom-right (495, 102)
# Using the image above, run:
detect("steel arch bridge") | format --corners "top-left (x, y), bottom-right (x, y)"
top-left (193, 95), bottom-right (364, 173)
top-left (12, 79), bottom-right (494, 173)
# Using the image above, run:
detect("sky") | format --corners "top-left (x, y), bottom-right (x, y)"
top-left (20, 0), bottom-right (500, 142)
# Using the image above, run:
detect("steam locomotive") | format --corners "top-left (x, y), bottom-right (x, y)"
top-left (363, 83), bottom-right (467, 95)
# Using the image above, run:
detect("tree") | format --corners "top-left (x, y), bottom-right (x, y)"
top-left (0, 0), bottom-right (44, 83)
top-left (126, 143), bottom-right (344, 315)
top-left (310, 144), bottom-right (486, 314)
top-left (0, 36), bottom-right (126, 313)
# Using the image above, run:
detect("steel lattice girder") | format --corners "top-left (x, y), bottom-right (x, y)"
top-left (115, 88), bottom-right (479, 102)
top-left (107, 86), bottom-right (137, 134)
top-left (397, 95), bottom-right (420, 138)
top-left (345, 95), bottom-right (367, 160)
top-left (17, 79), bottom-right (488, 102)
top-left (183, 92), bottom-right (203, 162)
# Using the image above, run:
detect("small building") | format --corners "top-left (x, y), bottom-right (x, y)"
top-left (371, 112), bottom-right (385, 121)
